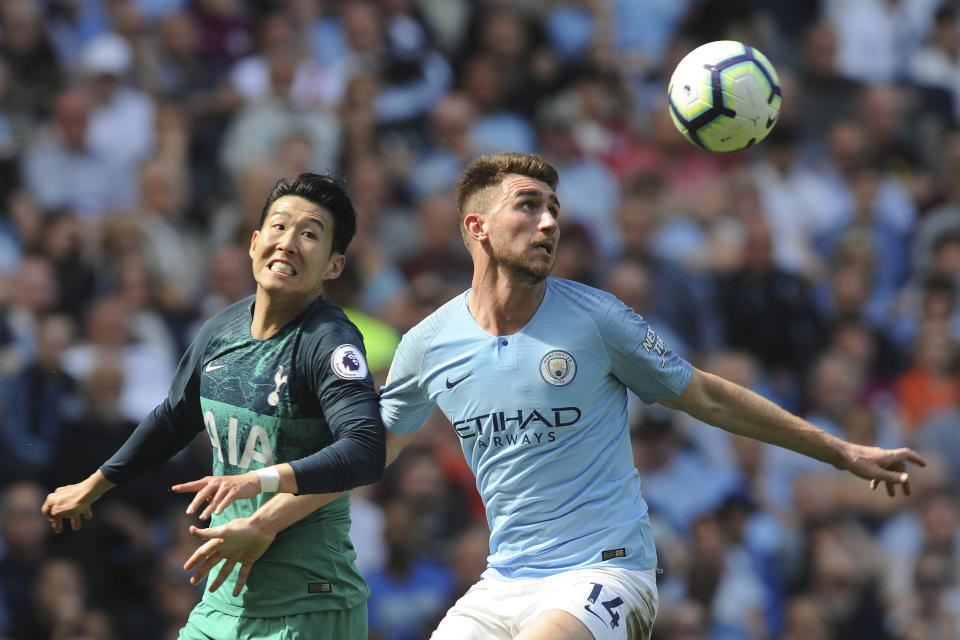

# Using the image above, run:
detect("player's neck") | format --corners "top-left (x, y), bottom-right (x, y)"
top-left (250, 289), bottom-right (316, 340)
top-left (468, 269), bottom-right (546, 336)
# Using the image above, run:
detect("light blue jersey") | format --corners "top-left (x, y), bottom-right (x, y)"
top-left (380, 278), bottom-right (693, 580)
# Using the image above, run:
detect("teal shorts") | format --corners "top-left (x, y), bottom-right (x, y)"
top-left (179, 601), bottom-right (368, 640)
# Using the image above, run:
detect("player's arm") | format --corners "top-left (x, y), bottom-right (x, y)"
top-left (178, 426), bottom-right (417, 593)
top-left (42, 332), bottom-right (209, 532)
top-left (184, 491), bottom-right (345, 597)
top-left (173, 402), bottom-right (384, 520)
top-left (660, 368), bottom-right (926, 495)
top-left (174, 329), bottom-right (432, 516)
top-left (174, 334), bottom-right (386, 518)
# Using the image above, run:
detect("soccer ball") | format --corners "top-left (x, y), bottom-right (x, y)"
top-left (667, 40), bottom-right (782, 153)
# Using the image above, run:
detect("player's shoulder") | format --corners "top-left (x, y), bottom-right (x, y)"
top-left (193, 295), bottom-right (254, 344)
top-left (547, 277), bottom-right (623, 318)
top-left (300, 297), bottom-right (364, 346)
top-left (399, 291), bottom-right (468, 351)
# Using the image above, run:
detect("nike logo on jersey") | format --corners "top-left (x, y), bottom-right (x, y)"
top-left (445, 372), bottom-right (473, 389)
top-left (205, 362), bottom-right (226, 372)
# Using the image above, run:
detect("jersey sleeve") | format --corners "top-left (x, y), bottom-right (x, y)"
top-left (287, 320), bottom-right (385, 495)
top-left (99, 321), bottom-right (210, 484)
top-left (378, 327), bottom-right (435, 435)
top-left (597, 295), bottom-right (693, 404)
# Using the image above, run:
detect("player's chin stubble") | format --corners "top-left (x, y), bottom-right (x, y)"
top-left (497, 247), bottom-right (555, 285)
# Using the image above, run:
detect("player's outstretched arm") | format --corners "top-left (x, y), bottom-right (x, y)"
top-left (172, 463), bottom-right (299, 520)
top-left (41, 469), bottom-right (116, 533)
top-left (184, 491), bottom-right (345, 596)
top-left (660, 368), bottom-right (927, 496)
top-left (173, 431), bottom-right (418, 518)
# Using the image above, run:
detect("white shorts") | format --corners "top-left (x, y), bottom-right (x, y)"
top-left (430, 566), bottom-right (658, 640)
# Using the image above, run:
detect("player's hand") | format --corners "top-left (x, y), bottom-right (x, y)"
top-left (841, 444), bottom-right (927, 497)
top-left (41, 484), bottom-right (94, 533)
top-left (184, 519), bottom-right (275, 597)
top-left (41, 472), bottom-right (113, 533)
top-left (172, 473), bottom-right (262, 520)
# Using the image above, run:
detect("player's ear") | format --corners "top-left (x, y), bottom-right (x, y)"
top-left (249, 229), bottom-right (260, 259)
top-left (464, 212), bottom-right (487, 243)
top-left (323, 253), bottom-right (346, 281)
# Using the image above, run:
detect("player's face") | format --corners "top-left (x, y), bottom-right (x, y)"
top-left (484, 174), bottom-right (560, 283)
top-left (249, 195), bottom-right (344, 299)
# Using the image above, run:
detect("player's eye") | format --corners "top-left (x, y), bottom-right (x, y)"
top-left (520, 201), bottom-right (536, 211)
top-left (272, 223), bottom-right (285, 231)
top-left (301, 230), bottom-right (316, 239)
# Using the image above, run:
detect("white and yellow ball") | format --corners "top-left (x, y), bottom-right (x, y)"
top-left (667, 40), bottom-right (782, 153)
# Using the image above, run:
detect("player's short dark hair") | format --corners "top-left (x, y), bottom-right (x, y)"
top-left (455, 152), bottom-right (559, 246)
top-left (258, 173), bottom-right (357, 255)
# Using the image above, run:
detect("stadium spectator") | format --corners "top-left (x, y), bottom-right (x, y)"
top-left (132, 158), bottom-right (207, 311)
top-left (749, 126), bottom-right (834, 279)
top-left (794, 22), bottom-right (865, 143)
top-left (913, 131), bottom-right (960, 275)
top-left (229, 9), bottom-right (338, 111)
top-left (908, 7), bottom-right (960, 123)
top-left (0, 256), bottom-right (60, 373)
top-left (61, 296), bottom-right (177, 424)
top-left (219, 48), bottom-right (341, 184)
top-left (191, 0), bottom-right (256, 78)
top-left (780, 595), bottom-right (830, 640)
top-left (348, 484), bottom-right (387, 576)
top-left (0, 481), bottom-right (53, 639)
top-left (899, 548), bottom-right (959, 640)
top-left (0, 313), bottom-right (79, 485)
top-left (716, 215), bottom-right (824, 395)
top-left (78, 32), bottom-right (158, 206)
top-left (615, 178), bottom-right (721, 356)
top-left (893, 319), bottom-right (960, 433)
top-left (802, 519), bottom-right (890, 639)
top-left (21, 88), bottom-right (120, 220)
top-left (381, 444), bottom-right (471, 558)
top-left (654, 599), bottom-right (708, 640)
top-left (192, 244), bottom-right (257, 325)
top-left (824, 0), bottom-right (938, 83)
top-left (407, 92), bottom-right (476, 199)
top-left (634, 411), bottom-right (740, 538)
top-left (0, 0), bottom-right (64, 122)
top-left (536, 92), bottom-right (622, 257)
top-left (26, 556), bottom-right (116, 640)
top-left (397, 193), bottom-right (474, 289)
top-left (458, 52), bottom-right (537, 155)
top-left (366, 499), bottom-right (456, 640)
top-left (37, 208), bottom-right (96, 322)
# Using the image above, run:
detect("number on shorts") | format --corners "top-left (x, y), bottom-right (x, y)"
top-left (584, 583), bottom-right (625, 629)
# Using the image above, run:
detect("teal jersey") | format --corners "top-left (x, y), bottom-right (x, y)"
top-left (102, 296), bottom-right (384, 616)
top-left (380, 278), bottom-right (693, 579)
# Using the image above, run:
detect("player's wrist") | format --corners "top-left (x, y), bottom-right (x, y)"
top-left (254, 466), bottom-right (280, 493)
top-left (832, 440), bottom-right (860, 471)
top-left (87, 469), bottom-right (116, 500)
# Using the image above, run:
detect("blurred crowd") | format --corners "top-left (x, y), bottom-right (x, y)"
top-left (1, 0), bottom-right (960, 639)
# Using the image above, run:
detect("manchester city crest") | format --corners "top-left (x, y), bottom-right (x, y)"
top-left (540, 350), bottom-right (576, 386)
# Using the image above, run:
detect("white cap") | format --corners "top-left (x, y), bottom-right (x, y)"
top-left (80, 33), bottom-right (132, 76)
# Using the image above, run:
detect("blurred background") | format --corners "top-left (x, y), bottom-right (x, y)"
top-left (1, 0), bottom-right (959, 638)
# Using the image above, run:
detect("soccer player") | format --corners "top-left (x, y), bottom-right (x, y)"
top-left (41, 173), bottom-right (386, 640)
top-left (180, 153), bottom-right (925, 640)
